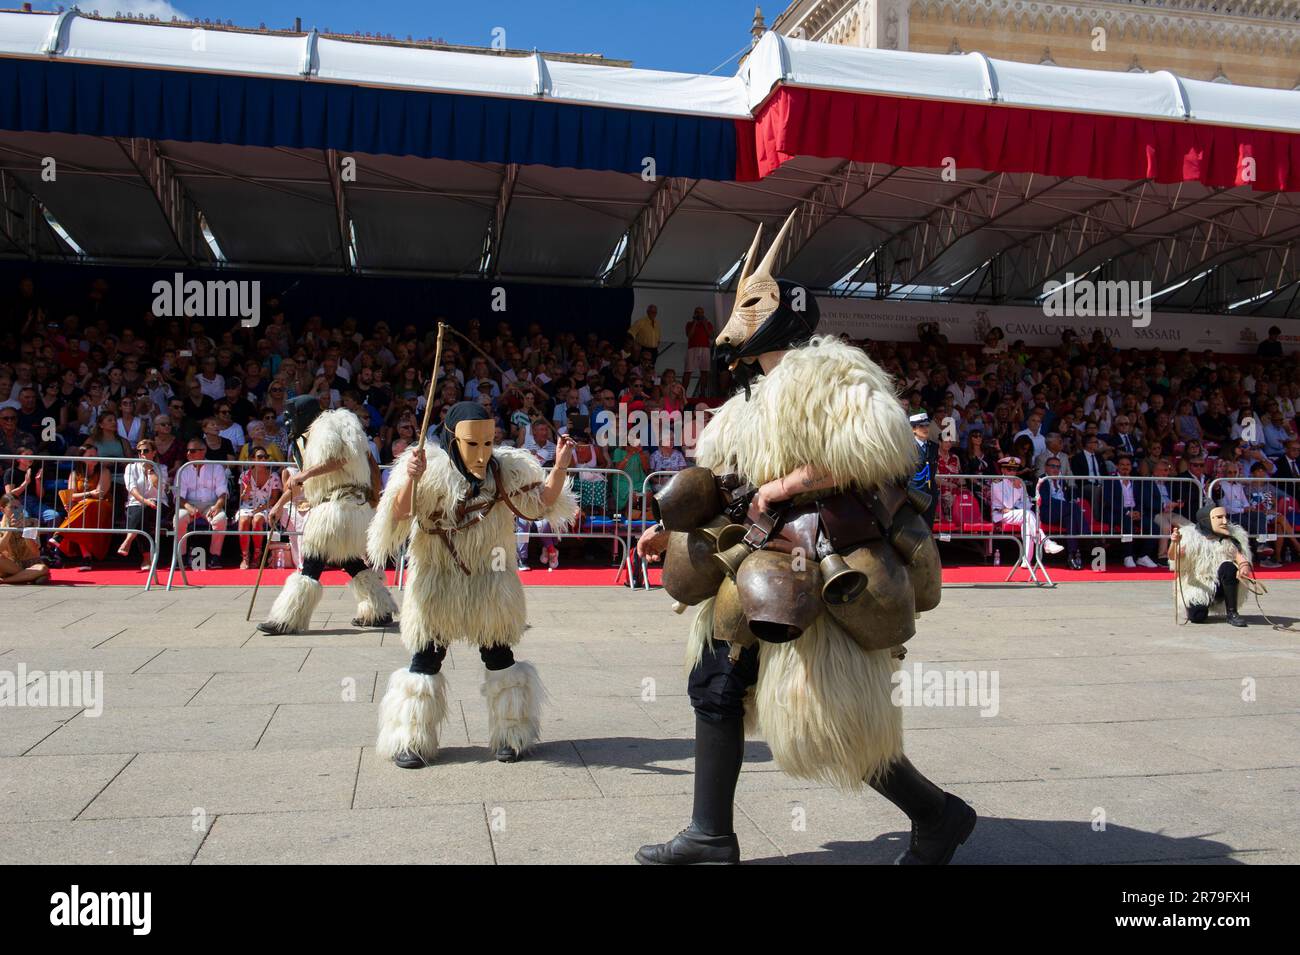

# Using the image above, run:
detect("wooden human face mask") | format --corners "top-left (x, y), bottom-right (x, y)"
top-left (453, 418), bottom-right (495, 479)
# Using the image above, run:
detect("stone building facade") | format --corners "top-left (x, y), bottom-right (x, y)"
top-left (764, 0), bottom-right (1300, 90)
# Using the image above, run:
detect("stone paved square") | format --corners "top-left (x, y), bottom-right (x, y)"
top-left (1, 580), bottom-right (1296, 864)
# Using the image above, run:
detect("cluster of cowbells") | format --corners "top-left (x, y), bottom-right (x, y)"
top-left (657, 468), bottom-right (942, 653)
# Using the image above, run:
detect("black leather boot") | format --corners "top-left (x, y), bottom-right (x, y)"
top-left (1220, 563), bottom-right (1247, 627)
top-left (635, 715), bottom-right (743, 865)
top-left (393, 750), bottom-right (429, 769)
top-left (870, 755), bottom-right (977, 865)
top-left (352, 613), bottom-right (394, 628)
top-left (256, 620), bottom-right (293, 635)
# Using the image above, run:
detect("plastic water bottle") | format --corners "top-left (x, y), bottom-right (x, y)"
top-left (993, 548), bottom-right (1001, 566)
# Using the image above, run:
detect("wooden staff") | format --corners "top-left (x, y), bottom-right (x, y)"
top-left (441, 323), bottom-right (550, 406)
top-left (418, 322), bottom-right (447, 450)
top-left (245, 525), bottom-right (274, 621)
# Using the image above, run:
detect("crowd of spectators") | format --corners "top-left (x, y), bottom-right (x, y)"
top-left (2, 273), bottom-right (1298, 580)
top-left (0, 276), bottom-right (712, 576)
top-left (907, 324), bottom-right (1300, 570)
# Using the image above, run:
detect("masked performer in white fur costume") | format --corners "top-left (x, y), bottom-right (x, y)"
top-left (1170, 505), bottom-right (1253, 627)
top-left (257, 396), bottom-right (398, 635)
top-left (634, 212), bottom-right (976, 865)
top-left (369, 401), bottom-right (578, 767)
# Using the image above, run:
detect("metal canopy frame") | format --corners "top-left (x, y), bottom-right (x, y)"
top-left (2, 130), bottom-right (1298, 316)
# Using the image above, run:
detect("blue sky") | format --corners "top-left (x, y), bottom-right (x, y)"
top-left (39, 0), bottom-right (766, 74)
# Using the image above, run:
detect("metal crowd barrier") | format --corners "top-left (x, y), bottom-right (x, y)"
top-left (514, 466), bottom-right (636, 584)
top-left (1026, 473), bottom-right (1204, 583)
top-left (931, 473), bottom-right (1036, 582)
top-left (632, 468), bottom-right (688, 589)
top-left (630, 469), bottom-right (1038, 592)
top-left (0, 452), bottom-right (166, 590)
top-left (1205, 475), bottom-right (1300, 563)
top-left (166, 458), bottom-right (298, 590)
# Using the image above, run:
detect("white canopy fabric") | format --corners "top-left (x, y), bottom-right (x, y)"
top-left (3, 12), bottom-right (1298, 132)
top-left (742, 33), bottom-right (1300, 133)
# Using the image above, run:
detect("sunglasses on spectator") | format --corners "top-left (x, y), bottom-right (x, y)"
top-left (0, 414), bottom-right (16, 422)
top-left (186, 447), bottom-right (204, 454)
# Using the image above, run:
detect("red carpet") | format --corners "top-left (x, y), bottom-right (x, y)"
top-left (43, 565), bottom-right (634, 587)
top-left (39, 563), bottom-right (1299, 587)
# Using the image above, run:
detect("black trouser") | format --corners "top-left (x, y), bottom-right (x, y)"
top-left (409, 642), bottom-right (515, 674)
top-left (688, 639), bottom-right (759, 721)
top-left (299, 554), bottom-right (368, 580)
top-left (1186, 561), bottom-right (1238, 623)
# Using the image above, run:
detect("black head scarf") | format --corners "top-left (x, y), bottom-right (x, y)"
top-left (440, 401), bottom-right (493, 496)
top-left (283, 395), bottom-right (323, 468)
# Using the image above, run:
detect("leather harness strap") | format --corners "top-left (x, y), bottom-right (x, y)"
top-left (418, 456), bottom-right (547, 575)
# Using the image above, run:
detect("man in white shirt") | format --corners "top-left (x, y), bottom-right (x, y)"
top-left (174, 441), bottom-right (229, 569)
top-left (521, 419), bottom-right (557, 464)
top-left (990, 456), bottom-right (1063, 566)
top-left (1014, 411), bottom-right (1048, 460)
top-left (946, 376), bottom-right (976, 411)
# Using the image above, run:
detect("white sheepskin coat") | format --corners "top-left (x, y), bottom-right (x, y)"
top-left (369, 445), bottom-right (578, 652)
top-left (299, 409), bottom-right (376, 564)
top-left (692, 336), bottom-right (919, 789)
top-left (1175, 522), bottom-right (1251, 608)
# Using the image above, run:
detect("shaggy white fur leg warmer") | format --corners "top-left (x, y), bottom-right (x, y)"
top-left (264, 572), bottom-right (323, 632)
top-left (482, 660), bottom-right (546, 756)
top-left (375, 668), bottom-right (448, 763)
top-left (349, 567), bottom-right (398, 625)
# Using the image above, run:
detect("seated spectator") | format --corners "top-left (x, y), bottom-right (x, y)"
top-left (1105, 414), bottom-right (1145, 462)
top-left (237, 421), bottom-right (285, 462)
top-left (1148, 457), bottom-right (1191, 562)
top-left (1274, 438), bottom-right (1300, 481)
top-left (515, 422), bottom-right (562, 572)
top-left (935, 438), bottom-right (962, 522)
top-left (2, 444), bottom-right (59, 526)
top-left (0, 493), bottom-right (51, 584)
top-left (569, 434), bottom-right (605, 511)
top-left (1037, 456), bottom-right (1090, 569)
top-left (199, 416), bottom-right (236, 461)
top-left (119, 439), bottom-right (167, 570)
top-left (116, 395), bottom-right (146, 446)
top-left (991, 455), bottom-right (1063, 566)
top-left (175, 440), bottom-right (230, 570)
top-left (47, 444), bottom-right (113, 567)
top-left (214, 401), bottom-right (246, 453)
top-left (960, 428), bottom-right (996, 480)
top-left (611, 431), bottom-right (650, 518)
top-left (1174, 399), bottom-right (1203, 446)
top-left (236, 449), bottom-right (282, 569)
top-left (89, 411), bottom-right (132, 460)
top-left (1101, 453), bottom-right (1159, 568)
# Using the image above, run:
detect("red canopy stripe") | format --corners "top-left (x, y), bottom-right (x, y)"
top-left (745, 86), bottom-right (1300, 192)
